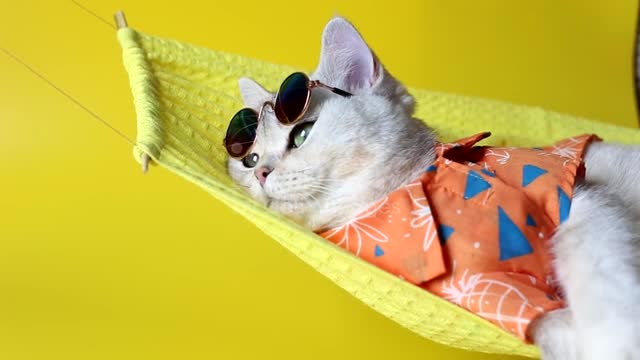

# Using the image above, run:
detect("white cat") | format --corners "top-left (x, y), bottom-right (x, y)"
top-left (228, 17), bottom-right (640, 360)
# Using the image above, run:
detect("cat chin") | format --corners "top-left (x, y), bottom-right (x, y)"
top-left (267, 199), bottom-right (312, 224)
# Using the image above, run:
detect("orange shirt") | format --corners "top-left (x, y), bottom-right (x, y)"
top-left (320, 132), bottom-right (600, 341)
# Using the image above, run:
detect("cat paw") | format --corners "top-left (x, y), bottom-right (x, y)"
top-left (531, 309), bottom-right (578, 360)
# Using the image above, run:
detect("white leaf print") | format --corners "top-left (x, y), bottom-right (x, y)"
top-left (405, 182), bottom-right (438, 252)
top-left (551, 137), bottom-right (581, 159)
top-left (486, 149), bottom-right (511, 165)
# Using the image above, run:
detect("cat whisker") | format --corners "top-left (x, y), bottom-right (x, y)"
top-left (288, 167), bottom-right (314, 174)
top-left (316, 178), bottom-right (349, 187)
top-left (315, 177), bottom-right (347, 182)
top-left (307, 184), bottom-right (330, 193)
top-left (307, 184), bottom-right (332, 197)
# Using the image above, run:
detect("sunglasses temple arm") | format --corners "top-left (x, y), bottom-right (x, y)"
top-left (331, 87), bottom-right (353, 97)
top-left (312, 81), bottom-right (353, 98)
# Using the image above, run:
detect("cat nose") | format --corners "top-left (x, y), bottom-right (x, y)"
top-left (255, 166), bottom-right (273, 186)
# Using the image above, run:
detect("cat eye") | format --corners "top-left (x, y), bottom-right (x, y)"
top-left (224, 72), bottom-right (352, 159)
top-left (242, 153), bottom-right (259, 168)
top-left (289, 122), bottom-right (315, 149)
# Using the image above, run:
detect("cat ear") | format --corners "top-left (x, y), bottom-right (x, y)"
top-left (314, 17), bottom-right (378, 91)
top-left (238, 77), bottom-right (272, 109)
top-left (314, 17), bottom-right (416, 115)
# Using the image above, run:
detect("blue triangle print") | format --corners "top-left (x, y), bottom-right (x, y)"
top-left (438, 225), bottom-right (455, 245)
top-left (526, 214), bottom-right (537, 227)
top-left (464, 170), bottom-right (492, 200)
top-left (522, 164), bottom-right (548, 187)
top-left (498, 207), bottom-right (534, 261)
top-left (374, 245), bottom-right (385, 257)
top-left (558, 187), bottom-right (571, 223)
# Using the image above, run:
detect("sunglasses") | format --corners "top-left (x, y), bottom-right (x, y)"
top-left (224, 72), bottom-right (352, 159)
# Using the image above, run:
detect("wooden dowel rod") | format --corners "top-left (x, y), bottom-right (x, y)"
top-left (114, 11), bottom-right (128, 29)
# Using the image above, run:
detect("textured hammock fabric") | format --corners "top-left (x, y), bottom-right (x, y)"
top-left (116, 27), bottom-right (640, 358)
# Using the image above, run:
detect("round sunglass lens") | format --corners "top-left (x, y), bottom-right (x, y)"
top-left (275, 72), bottom-right (310, 124)
top-left (224, 108), bottom-right (259, 158)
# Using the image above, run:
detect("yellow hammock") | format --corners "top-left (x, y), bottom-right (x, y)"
top-left (115, 15), bottom-right (640, 359)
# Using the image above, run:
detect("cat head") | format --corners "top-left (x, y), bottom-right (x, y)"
top-left (228, 17), bottom-right (435, 230)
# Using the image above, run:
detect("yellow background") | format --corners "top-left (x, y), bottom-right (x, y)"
top-left (1, 1), bottom-right (638, 359)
